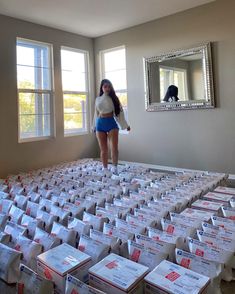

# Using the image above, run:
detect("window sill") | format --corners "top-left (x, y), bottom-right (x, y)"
top-left (18, 136), bottom-right (54, 144)
top-left (64, 131), bottom-right (89, 137)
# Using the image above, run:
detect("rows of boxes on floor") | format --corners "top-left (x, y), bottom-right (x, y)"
top-left (0, 159), bottom-right (235, 294)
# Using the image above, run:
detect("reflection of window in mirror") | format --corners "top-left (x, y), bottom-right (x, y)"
top-left (160, 66), bottom-right (188, 102)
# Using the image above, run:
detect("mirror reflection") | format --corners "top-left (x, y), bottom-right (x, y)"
top-left (149, 53), bottom-right (205, 103)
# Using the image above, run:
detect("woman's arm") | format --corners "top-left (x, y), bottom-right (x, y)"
top-left (92, 107), bottom-right (99, 132)
top-left (115, 105), bottom-right (130, 130)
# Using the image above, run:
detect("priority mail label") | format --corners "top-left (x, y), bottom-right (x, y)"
top-left (175, 249), bottom-right (221, 279)
top-left (197, 230), bottom-right (235, 252)
top-left (211, 216), bottom-right (235, 231)
top-left (65, 274), bottom-right (105, 294)
top-left (202, 222), bottom-right (235, 240)
top-left (221, 206), bottom-right (235, 220)
top-left (161, 219), bottom-right (195, 238)
top-left (170, 212), bottom-right (201, 228)
top-left (188, 238), bottom-right (232, 265)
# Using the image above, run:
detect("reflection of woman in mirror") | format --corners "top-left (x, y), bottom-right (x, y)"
top-left (164, 85), bottom-right (179, 102)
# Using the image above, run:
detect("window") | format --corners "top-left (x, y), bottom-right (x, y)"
top-left (160, 66), bottom-right (188, 101)
top-left (17, 38), bottom-right (54, 141)
top-left (61, 47), bottom-right (89, 135)
top-left (100, 46), bottom-right (128, 127)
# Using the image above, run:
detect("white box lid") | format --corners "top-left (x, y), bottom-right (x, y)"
top-left (181, 208), bottom-right (213, 221)
top-left (89, 253), bottom-right (149, 292)
top-left (192, 200), bottom-right (222, 211)
top-left (203, 192), bottom-right (233, 203)
top-left (214, 186), bottom-right (235, 195)
top-left (37, 243), bottom-right (91, 276)
top-left (145, 260), bottom-right (209, 294)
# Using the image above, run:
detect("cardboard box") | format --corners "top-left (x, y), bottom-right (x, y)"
top-left (202, 192), bottom-right (234, 204)
top-left (89, 253), bottom-right (149, 294)
top-left (211, 215), bottom-right (235, 231)
top-left (191, 200), bottom-right (222, 214)
top-left (144, 260), bottom-right (210, 294)
top-left (181, 208), bottom-right (213, 221)
top-left (37, 243), bottom-right (91, 294)
top-left (214, 186), bottom-right (235, 196)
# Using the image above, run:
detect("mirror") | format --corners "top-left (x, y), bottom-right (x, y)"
top-left (144, 43), bottom-right (215, 111)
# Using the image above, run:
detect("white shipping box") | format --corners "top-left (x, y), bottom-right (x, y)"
top-left (221, 206), bottom-right (235, 220)
top-left (181, 208), bottom-right (213, 221)
top-left (214, 186), bottom-right (235, 196)
top-left (37, 243), bottom-right (92, 294)
top-left (191, 200), bottom-right (222, 214)
top-left (203, 192), bottom-right (234, 204)
top-left (89, 253), bottom-right (149, 294)
top-left (211, 216), bottom-right (235, 231)
top-left (144, 260), bottom-right (210, 294)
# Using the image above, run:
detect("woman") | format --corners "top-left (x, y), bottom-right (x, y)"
top-left (93, 79), bottom-right (130, 174)
top-left (163, 85), bottom-right (179, 102)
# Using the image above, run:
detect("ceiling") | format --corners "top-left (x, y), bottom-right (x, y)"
top-left (0, 0), bottom-right (215, 38)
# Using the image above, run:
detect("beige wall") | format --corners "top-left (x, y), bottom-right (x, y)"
top-left (0, 15), bottom-right (98, 178)
top-left (94, 0), bottom-right (235, 174)
top-left (188, 60), bottom-right (204, 100)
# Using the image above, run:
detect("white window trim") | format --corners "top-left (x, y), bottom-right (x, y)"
top-left (100, 45), bottom-right (129, 135)
top-left (17, 37), bottom-right (55, 143)
top-left (61, 46), bottom-right (90, 137)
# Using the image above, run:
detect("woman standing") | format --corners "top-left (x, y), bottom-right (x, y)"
top-left (93, 79), bottom-right (130, 174)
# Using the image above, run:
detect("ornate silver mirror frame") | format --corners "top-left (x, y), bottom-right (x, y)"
top-left (144, 43), bottom-right (215, 111)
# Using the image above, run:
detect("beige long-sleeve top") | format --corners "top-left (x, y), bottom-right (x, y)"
top-left (93, 94), bottom-right (129, 130)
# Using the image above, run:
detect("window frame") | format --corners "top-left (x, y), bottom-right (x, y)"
top-left (16, 37), bottom-right (55, 143)
top-left (61, 46), bottom-right (90, 137)
top-left (100, 45), bottom-right (129, 134)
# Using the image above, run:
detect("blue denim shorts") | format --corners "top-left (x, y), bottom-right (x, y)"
top-left (96, 117), bottom-right (119, 133)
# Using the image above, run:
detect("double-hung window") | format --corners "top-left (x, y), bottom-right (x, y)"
top-left (100, 46), bottom-right (128, 125)
top-left (16, 38), bottom-right (54, 141)
top-left (61, 47), bottom-right (89, 136)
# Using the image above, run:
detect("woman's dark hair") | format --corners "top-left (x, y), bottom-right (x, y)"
top-left (99, 79), bottom-right (121, 116)
top-left (163, 85), bottom-right (179, 102)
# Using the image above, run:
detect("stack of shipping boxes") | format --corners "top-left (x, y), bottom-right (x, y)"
top-left (0, 158), bottom-right (235, 294)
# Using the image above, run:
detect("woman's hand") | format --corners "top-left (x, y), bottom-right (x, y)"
top-left (127, 126), bottom-right (131, 131)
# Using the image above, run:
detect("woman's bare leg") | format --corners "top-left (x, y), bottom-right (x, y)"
top-left (96, 131), bottom-right (108, 168)
top-left (108, 128), bottom-right (119, 166)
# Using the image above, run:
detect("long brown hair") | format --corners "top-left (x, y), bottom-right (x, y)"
top-left (99, 79), bottom-right (121, 116)
top-left (164, 85), bottom-right (179, 102)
